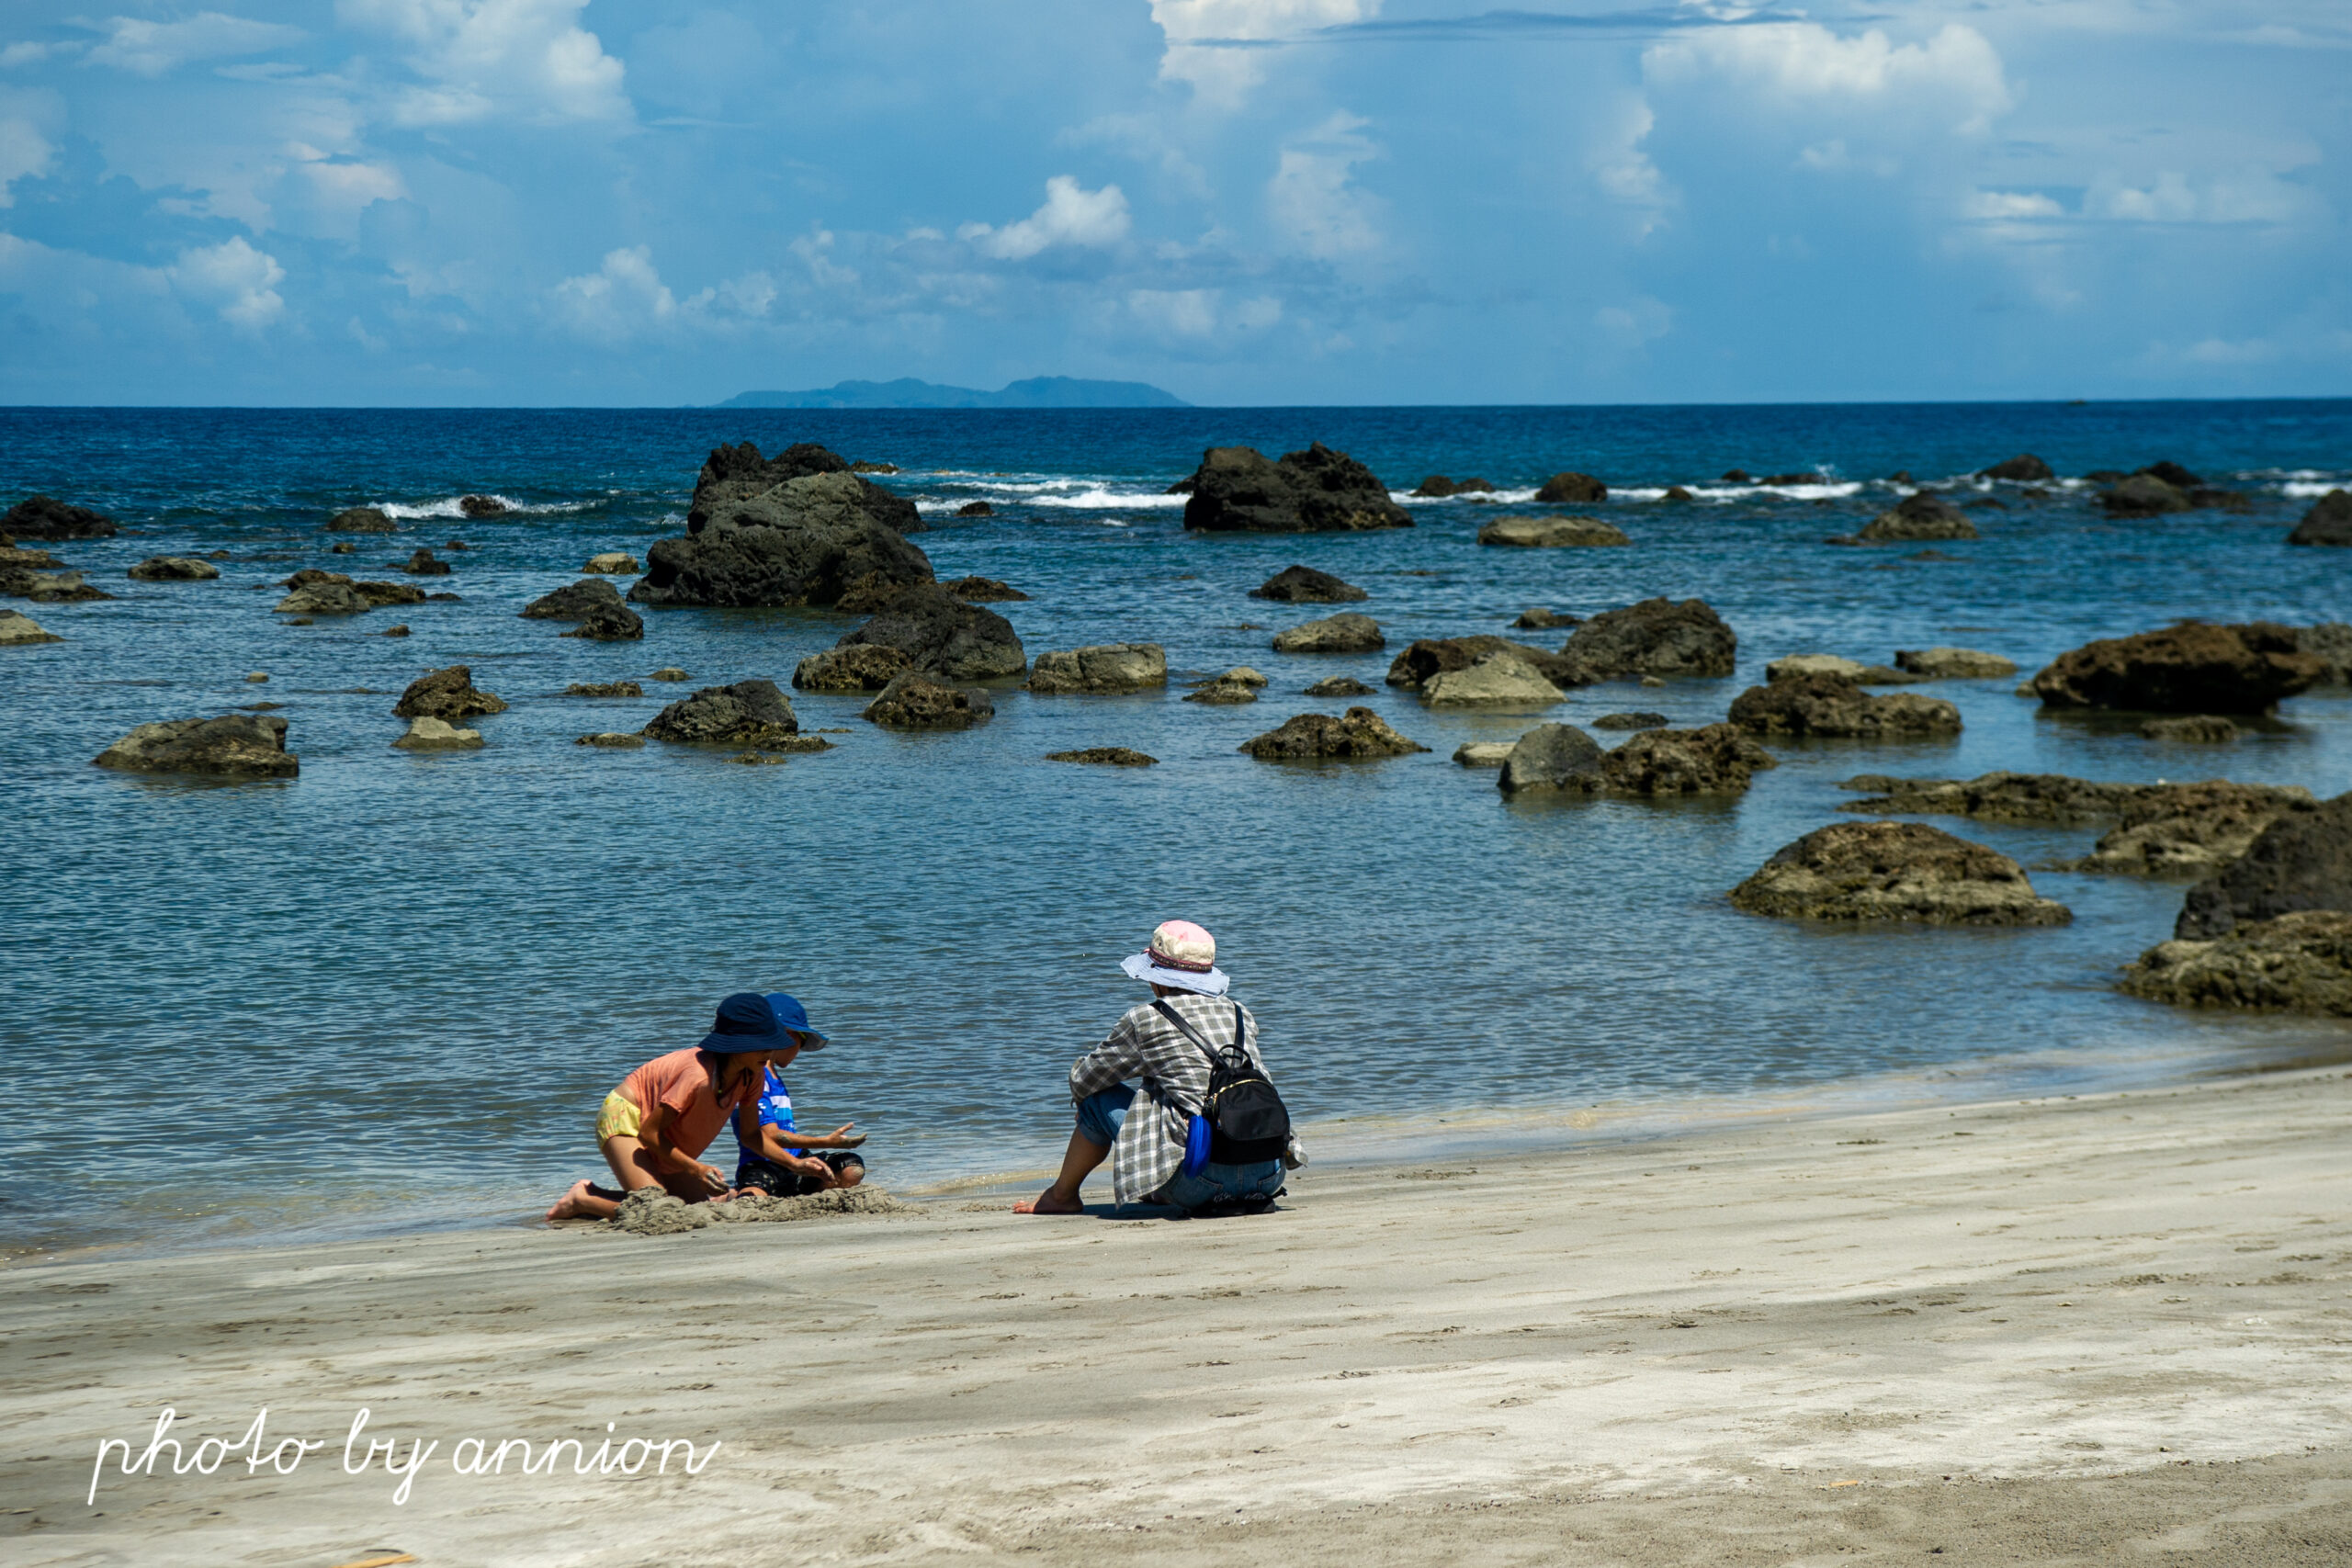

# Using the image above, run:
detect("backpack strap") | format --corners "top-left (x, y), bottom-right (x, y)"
top-left (1151, 998), bottom-right (1226, 1067)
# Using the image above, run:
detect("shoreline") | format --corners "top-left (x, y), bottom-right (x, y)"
top-left (6, 1063), bottom-right (2347, 1563)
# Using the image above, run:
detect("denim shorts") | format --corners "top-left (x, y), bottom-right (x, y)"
top-left (1074, 1086), bottom-right (1283, 1211)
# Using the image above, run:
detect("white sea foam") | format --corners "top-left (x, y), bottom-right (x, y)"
top-left (376, 495), bottom-right (594, 521)
top-left (2282, 481), bottom-right (2346, 499)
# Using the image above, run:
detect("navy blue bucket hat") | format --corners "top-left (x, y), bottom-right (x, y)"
top-left (764, 993), bottom-right (828, 1050)
top-left (696, 991), bottom-right (792, 1056)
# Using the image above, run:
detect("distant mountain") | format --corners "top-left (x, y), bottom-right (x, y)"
top-left (715, 376), bottom-right (1189, 410)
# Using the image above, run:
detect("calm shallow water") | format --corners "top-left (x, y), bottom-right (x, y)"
top-left (3, 401), bottom-right (2348, 1257)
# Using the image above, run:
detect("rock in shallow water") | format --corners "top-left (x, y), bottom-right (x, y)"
top-left (128, 556), bottom-right (220, 581)
top-left (583, 551), bottom-right (640, 574)
top-left (1387, 636), bottom-right (1578, 690)
top-left (629, 443), bottom-right (930, 609)
top-left (863, 671), bottom-right (993, 730)
top-left (2120, 911), bottom-right (2352, 1017)
top-left (1046, 747), bottom-right (1157, 766)
top-left (1303, 675), bottom-right (1374, 697)
top-left (561, 603), bottom-right (645, 640)
top-left (834, 581), bottom-right (1025, 682)
top-left (941, 575), bottom-right (1027, 602)
top-left (2139, 715), bottom-right (2239, 743)
top-left (2287, 489), bottom-right (2352, 547)
top-left (1272, 612), bottom-right (1384, 654)
top-left (566, 681), bottom-right (643, 697)
top-left (1496, 723), bottom-right (1602, 794)
top-left (1240, 707), bottom-right (1427, 760)
top-left (2174, 792), bottom-right (2352, 939)
top-left (1420, 650), bottom-right (1562, 707)
top-left (1184, 668), bottom-right (1265, 705)
top-left (1558, 597), bottom-right (1736, 679)
top-left (1895, 646), bottom-right (2017, 679)
top-left (394, 665), bottom-right (508, 721)
top-left (1730, 820), bottom-right (2071, 926)
top-left (1250, 564), bottom-right (1367, 603)
top-left (325, 507), bottom-right (394, 533)
top-left (576, 732), bottom-right (647, 748)
top-left (1766, 654), bottom-right (1917, 684)
top-left (393, 716), bottom-right (483, 750)
top-left (523, 578), bottom-right (625, 621)
top-left (1729, 674), bottom-right (1962, 738)
top-left (2030, 622), bottom-right (2325, 715)
top-left (1453, 741), bottom-right (1514, 768)
top-left (0, 608), bottom-right (61, 645)
top-left (93, 714), bottom-right (298, 778)
top-left (3, 495), bottom-right (117, 540)
top-left (644, 679), bottom-right (800, 744)
top-left (1596, 724), bottom-right (1777, 795)
top-left (794, 643), bottom-right (911, 693)
top-left (1026, 643), bottom-right (1166, 694)
top-left (1858, 493), bottom-right (1977, 543)
top-left (1182, 443), bottom-right (1411, 534)
top-left (1476, 515), bottom-right (1628, 548)
top-left (1534, 471), bottom-right (1607, 504)
top-left (1593, 711), bottom-right (1668, 730)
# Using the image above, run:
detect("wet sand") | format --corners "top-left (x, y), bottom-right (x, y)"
top-left (4, 1066), bottom-right (2348, 1566)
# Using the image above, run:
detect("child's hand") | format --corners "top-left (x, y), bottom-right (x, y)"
top-left (824, 1123), bottom-right (865, 1148)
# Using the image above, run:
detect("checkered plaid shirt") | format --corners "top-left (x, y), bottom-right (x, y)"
top-left (1069, 995), bottom-right (1306, 1204)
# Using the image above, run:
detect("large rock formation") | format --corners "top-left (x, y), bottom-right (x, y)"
top-left (1419, 649), bottom-right (1562, 707)
top-left (1728, 674), bottom-right (1962, 739)
top-left (92, 714), bottom-right (298, 778)
top-left (2101, 473), bottom-right (2192, 515)
top-left (562, 603), bottom-right (644, 640)
top-left (2288, 489), bottom-right (2352, 547)
top-left (392, 666), bottom-right (508, 721)
top-left (1250, 564), bottom-right (1367, 602)
top-left (1386, 636), bottom-right (1581, 691)
top-left (1978, 454), bottom-right (2054, 482)
top-left (2030, 623), bottom-right (2325, 714)
top-left (326, 507), bottom-right (396, 533)
top-left (2175, 792), bottom-right (2352, 939)
top-left (1894, 647), bottom-right (2017, 679)
top-left (863, 672), bottom-right (993, 730)
top-left (522, 578), bottom-right (625, 620)
top-left (1239, 707), bottom-right (1428, 760)
top-left (2120, 912), bottom-right (2352, 1017)
top-left (1496, 723), bottom-right (1603, 795)
top-left (1026, 643), bottom-right (1167, 694)
top-left (1181, 444), bottom-right (1412, 533)
top-left (1557, 598), bottom-right (1736, 679)
top-left (793, 643), bottom-right (910, 692)
top-left (831, 581), bottom-right (1025, 681)
top-left (628, 442), bottom-right (933, 608)
top-left (4, 496), bottom-right (118, 540)
top-left (1476, 515), bottom-right (1629, 548)
top-left (1730, 821), bottom-right (2071, 925)
top-left (1272, 612), bottom-right (1385, 654)
top-left (643, 679), bottom-right (801, 743)
top-left (1533, 472), bottom-right (1607, 504)
top-left (1857, 493), bottom-right (1978, 542)
top-left (1595, 724), bottom-right (1777, 795)
top-left (128, 557), bottom-right (220, 581)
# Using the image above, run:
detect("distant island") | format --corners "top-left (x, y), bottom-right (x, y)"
top-left (714, 376), bottom-right (1190, 410)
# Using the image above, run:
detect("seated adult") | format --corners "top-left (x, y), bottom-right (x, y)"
top-left (546, 992), bottom-right (794, 1222)
top-left (1015, 919), bottom-right (1304, 1216)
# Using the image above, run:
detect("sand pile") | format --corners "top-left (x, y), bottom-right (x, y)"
top-left (610, 1186), bottom-right (908, 1235)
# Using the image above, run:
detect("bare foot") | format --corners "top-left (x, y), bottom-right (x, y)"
top-left (1014, 1189), bottom-right (1083, 1215)
top-left (545, 1179), bottom-right (595, 1222)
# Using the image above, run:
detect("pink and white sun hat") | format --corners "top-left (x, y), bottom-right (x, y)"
top-left (1120, 919), bottom-right (1230, 996)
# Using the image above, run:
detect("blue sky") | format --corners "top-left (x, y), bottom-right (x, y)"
top-left (0, 1), bottom-right (2344, 405)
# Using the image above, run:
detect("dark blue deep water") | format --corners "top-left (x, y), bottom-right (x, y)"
top-left (4, 400), bottom-right (2348, 1258)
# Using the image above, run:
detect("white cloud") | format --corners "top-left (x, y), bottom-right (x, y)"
top-left (87, 13), bottom-right (306, 78)
top-left (1, 42), bottom-right (74, 69)
top-left (339, 0), bottom-right (629, 126)
top-left (960, 176), bottom-right (1131, 261)
top-left (549, 245), bottom-right (674, 339)
top-left (1645, 23), bottom-right (2012, 135)
top-left (0, 88), bottom-right (59, 207)
top-left (1150, 0), bottom-right (1374, 107)
top-left (1589, 96), bottom-right (1671, 234)
top-left (1268, 112), bottom-right (1381, 260)
top-left (2090, 167), bottom-right (2317, 225)
top-left (171, 236), bottom-right (287, 329)
top-left (1964, 189), bottom-right (2064, 220)
top-left (1127, 288), bottom-right (1281, 339)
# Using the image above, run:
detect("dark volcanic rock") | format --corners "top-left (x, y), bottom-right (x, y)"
top-left (629, 442), bottom-right (933, 609)
top-left (1557, 597), bottom-right (1736, 679)
top-left (1661, 486), bottom-right (1696, 502)
top-left (1593, 710), bottom-right (1669, 730)
top-left (2120, 911), bottom-right (2352, 1017)
top-left (2140, 461), bottom-right (2203, 490)
top-left (1047, 747), bottom-right (1158, 766)
top-left (832, 581), bottom-right (1025, 681)
top-left (1533, 472), bottom-right (1606, 504)
top-left (1272, 612), bottom-right (1385, 655)
top-left (2139, 715), bottom-right (2239, 743)
top-left (1496, 723), bottom-right (1602, 795)
top-left (1728, 674), bottom-right (1962, 739)
top-left (356, 580), bottom-right (425, 607)
top-left (1250, 564), bottom-right (1367, 603)
top-left (402, 548), bottom-right (451, 575)
top-left (2176, 792), bottom-right (2352, 940)
top-left (93, 714), bottom-right (297, 778)
top-left (522, 578), bottom-right (625, 621)
top-left (2102, 474), bottom-right (2192, 516)
top-left (1477, 515), bottom-right (1628, 548)
top-left (2288, 489), bottom-right (2352, 547)
top-left (393, 665), bottom-right (508, 722)
top-left (1386, 636), bottom-right (1581, 691)
top-left (1599, 724), bottom-right (1776, 795)
top-left (1513, 608), bottom-right (1578, 629)
top-left (2030, 623), bottom-right (2325, 715)
top-left (644, 679), bottom-right (801, 743)
top-left (566, 681), bottom-right (643, 697)
top-left (863, 671), bottom-right (993, 730)
top-left (1181, 444), bottom-right (1412, 533)
top-left (2299, 623), bottom-right (2352, 683)
top-left (942, 575), bottom-right (1027, 602)
top-left (0, 608), bottom-right (62, 644)
top-left (459, 495), bottom-right (509, 517)
top-left (793, 643), bottom-right (911, 693)
top-left (1411, 476), bottom-right (1458, 498)
top-left (562, 603), bottom-right (644, 640)
top-left (4, 496), bottom-right (118, 540)
top-left (1239, 707), bottom-right (1428, 760)
top-left (1979, 454), bottom-right (2054, 482)
top-left (1026, 643), bottom-right (1166, 694)
top-left (128, 557), bottom-right (220, 581)
top-left (1731, 821), bottom-right (2071, 925)
top-left (955, 502), bottom-right (994, 518)
top-left (326, 507), bottom-right (395, 533)
top-left (1858, 493), bottom-right (1977, 543)
top-left (1303, 675), bottom-right (1375, 697)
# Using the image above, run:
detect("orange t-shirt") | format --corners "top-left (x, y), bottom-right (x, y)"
top-left (617, 1048), bottom-right (755, 1158)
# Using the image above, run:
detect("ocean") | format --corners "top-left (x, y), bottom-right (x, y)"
top-left (3, 400), bottom-right (2347, 1258)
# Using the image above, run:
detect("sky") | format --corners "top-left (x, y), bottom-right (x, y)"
top-left (0, 1), bottom-right (2345, 406)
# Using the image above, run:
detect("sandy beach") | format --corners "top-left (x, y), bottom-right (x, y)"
top-left (5, 1065), bottom-right (2348, 1566)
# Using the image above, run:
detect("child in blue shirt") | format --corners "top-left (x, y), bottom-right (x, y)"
top-left (731, 992), bottom-right (866, 1197)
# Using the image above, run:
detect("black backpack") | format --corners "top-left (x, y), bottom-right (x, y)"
top-left (1153, 999), bottom-right (1292, 1168)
